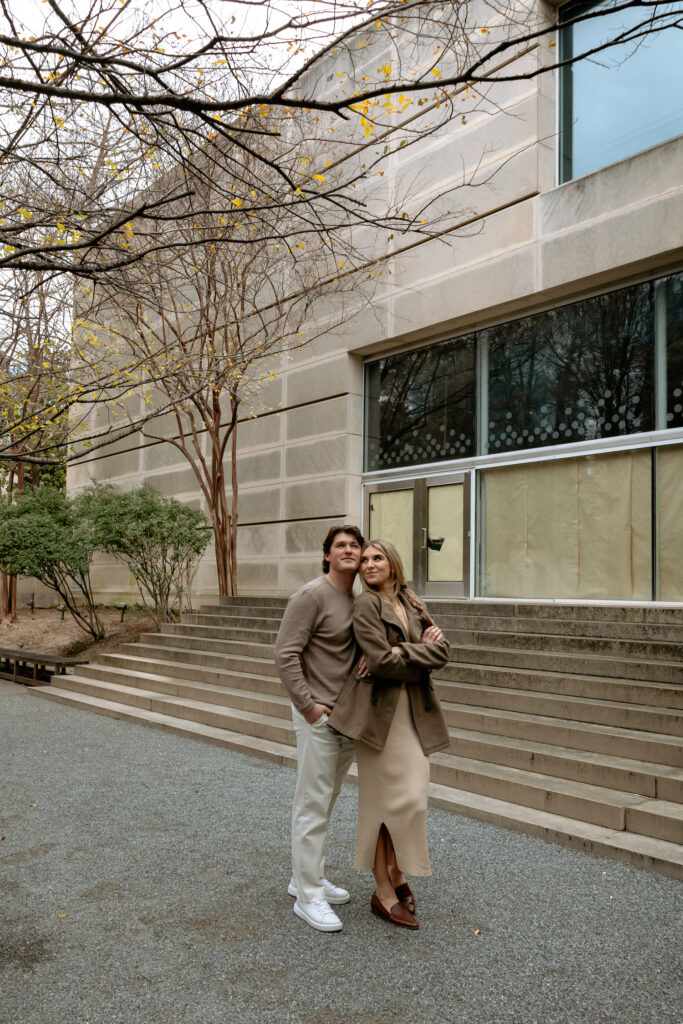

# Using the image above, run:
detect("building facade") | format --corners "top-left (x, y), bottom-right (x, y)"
top-left (71, 2), bottom-right (683, 605)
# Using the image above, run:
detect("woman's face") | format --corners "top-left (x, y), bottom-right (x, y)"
top-left (360, 546), bottom-right (393, 590)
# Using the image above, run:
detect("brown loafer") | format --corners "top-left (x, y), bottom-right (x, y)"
top-left (394, 882), bottom-right (416, 914)
top-left (371, 892), bottom-right (419, 930)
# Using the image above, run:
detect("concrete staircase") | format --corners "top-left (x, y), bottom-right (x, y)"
top-left (32, 597), bottom-right (683, 879)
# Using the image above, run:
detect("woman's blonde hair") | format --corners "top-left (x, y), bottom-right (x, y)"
top-left (361, 539), bottom-right (432, 622)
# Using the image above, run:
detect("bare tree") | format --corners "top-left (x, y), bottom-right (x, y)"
top-left (0, 0), bottom-right (677, 277)
top-left (0, 0), bottom-right (677, 478)
top-left (83, 170), bottom-right (370, 595)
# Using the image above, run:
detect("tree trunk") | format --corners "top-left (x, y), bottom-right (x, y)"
top-left (2, 464), bottom-right (22, 620)
top-left (212, 504), bottom-right (231, 597)
top-left (9, 576), bottom-right (17, 622)
top-left (209, 406), bottom-right (238, 598)
top-left (229, 419), bottom-right (238, 595)
top-left (0, 570), bottom-right (18, 620)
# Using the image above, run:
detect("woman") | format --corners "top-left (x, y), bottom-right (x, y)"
top-left (328, 539), bottom-right (450, 930)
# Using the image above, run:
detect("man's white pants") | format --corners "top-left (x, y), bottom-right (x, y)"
top-left (291, 706), bottom-right (355, 904)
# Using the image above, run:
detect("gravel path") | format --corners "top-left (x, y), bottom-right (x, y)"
top-left (1, 682), bottom-right (681, 1024)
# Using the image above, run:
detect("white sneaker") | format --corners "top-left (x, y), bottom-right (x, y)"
top-left (293, 898), bottom-right (343, 932)
top-left (287, 876), bottom-right (351, 905)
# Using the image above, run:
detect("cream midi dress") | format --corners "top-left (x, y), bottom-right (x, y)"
top-left (354, 603), bottom-right (432, 877)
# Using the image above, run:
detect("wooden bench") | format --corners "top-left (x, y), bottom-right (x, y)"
top-left (0, 648), bottom-right (89, 686)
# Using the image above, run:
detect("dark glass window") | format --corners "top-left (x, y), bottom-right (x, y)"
top-left (559, 1), bottom-right (683, 183)
top-left (666, 274), bottom-right (683, 429)
top-left (364, 273), bottom-right (680, 472)
top-left (365, 336), bottom-right (475, 471)
top-left (485, 282), bottom-right (654, 453)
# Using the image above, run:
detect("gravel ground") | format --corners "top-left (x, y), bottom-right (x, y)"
top-left (1, 682), bottom-right (681, 1024)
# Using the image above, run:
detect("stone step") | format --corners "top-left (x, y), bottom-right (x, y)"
top-left (428, 752), bottom-right (682, 836)
top-left (61, 668), bottom-right (291, 719)
top-left (59, 662), bottom-right (683, 803)
top-left (447, 643), bottom-right (681, 683)
top-left (442, 702), bottom-right (682, 767)
top-left (70, 654), bottom-right (683, 802)
top-left (437, 680), bottom-right (683, 736)
top-left (199, 603), bottom-right (683, 643)
top-left (30, 686), bottom-right (683, 879)
top-left (213, 596), bottom-right (683, 627)
top-left (50, 675), bottom-right (295, 745)
top-left (166, 619), bottom-right (279, 645)
top-left (429, 614), bottom-right (683, 643)
top-left (32, 684), bottom-right (299, 765)
top-left (128, 640), bottom-right (683, 715)
top-left (112, 642), bottom-right (280, 678)
top-left (446, 728), bottom-right (683, 801)
top-left (625, 800), bottom-right (683, 845)
top-left (442, 627), bottom-right (683, 663)
top-left (168, 620), bottom-right (682, 683)
top-left (425, 601), bottom-right (683, 625)
top-left (49, 672), bottom-right (683, 835)
top-left (215, 596), bottom-right (288, 608)
top-left (164, 620), bottom-right (683, 684)
top-left (199, 603), bottom-right (286, 619)
top-left (97, 643), bottom-right (683, 741)
top-left (435, 662), bottom-right (683, 709)
top-left (182, 611), bottom-right (279, 629)
top-left (90, 652), bottom-right (282, 693)
top-left (107, 647), bottom-right (681, 738)
top-left (171, 618), bottom-right (683, 684)
top-left (158, 627), bottom-right (275, 660)
top-left (194, 612), bottom-right (284, 631)
top-left (205, 598), bottom-right (683, 630)
top-left (425, 783), bottom-right (683, 880)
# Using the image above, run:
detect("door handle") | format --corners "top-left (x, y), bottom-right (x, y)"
top-left (420, 528), bottom-right (427, 549)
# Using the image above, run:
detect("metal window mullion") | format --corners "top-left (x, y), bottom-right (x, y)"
top-left (654, 279), bottom-right (668, 431)
top-left (652, 281), bottom-right (667, 600)
top-left (651, 448), bottom-right (659, 601)
top-left (476, 334), bottom-right (489, 456)
top-left (476, 470), bottom-right (486, 598)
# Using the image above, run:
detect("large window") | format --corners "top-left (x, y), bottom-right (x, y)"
top-left (364, 271), bottom-right (681, 471)
top-left (559, 1), bottom-right (683, 182)
top-left (365, 334), bottom-right (475, 471)
top-left (484, 281), bottom-right (653, 453)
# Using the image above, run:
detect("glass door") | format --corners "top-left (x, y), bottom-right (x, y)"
top-left (422, 475), bottom-right (469, 597)
top-left (365, 473), bottom-right (470, 597)
top-left (367, 482), bottom-right (416, 587)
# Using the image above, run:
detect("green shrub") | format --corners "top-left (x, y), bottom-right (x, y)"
top-left (0, 487), bottom-right (104, 638)
top-left (77, 484), bottom-right (212, 624)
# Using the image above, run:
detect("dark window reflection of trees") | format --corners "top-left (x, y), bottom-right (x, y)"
top-left (365, 274), bottom-right (680, 472)
top-left (666, 275), bottom-right (683, 429)
top-left (366, 336), bottom-right (475, 470)
top-left (485, 282), bottom-right (654, 452)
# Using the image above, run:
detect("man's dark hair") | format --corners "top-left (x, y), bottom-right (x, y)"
top-left (322, 525), bottom-right (365, 573)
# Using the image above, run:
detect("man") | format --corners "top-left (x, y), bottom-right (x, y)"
top-left (275, 525), bottom-right (364, 932)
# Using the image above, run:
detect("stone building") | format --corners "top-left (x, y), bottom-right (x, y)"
top-left (71, 2), bottom-right (683, 606)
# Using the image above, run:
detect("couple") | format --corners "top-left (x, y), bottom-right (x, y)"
top-left (274, 525), bottom-right (450, 933)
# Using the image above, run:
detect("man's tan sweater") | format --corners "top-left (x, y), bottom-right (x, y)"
top-left (274, 575), bottom-right (357, 715)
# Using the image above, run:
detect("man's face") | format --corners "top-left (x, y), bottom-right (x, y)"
top-left (325, 532), bottom-right (362, 574)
